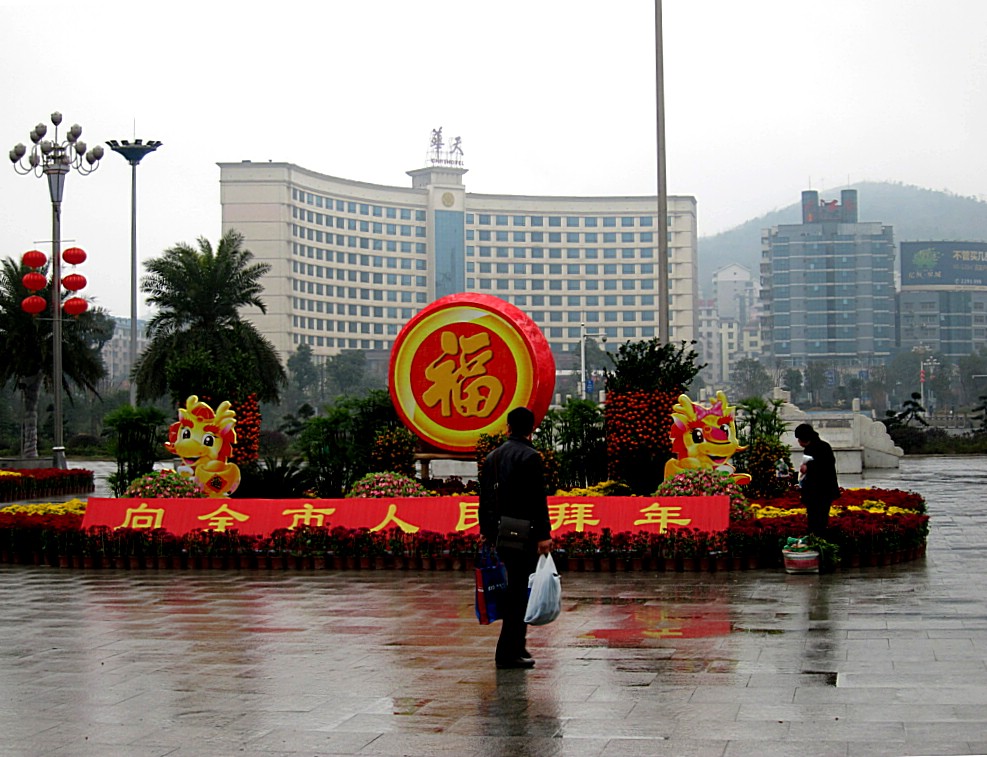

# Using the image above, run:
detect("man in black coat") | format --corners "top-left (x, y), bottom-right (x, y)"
top-left (479, 406), bottom-right (553, 669)
top-left (795, 422), bottom-right (840, 536)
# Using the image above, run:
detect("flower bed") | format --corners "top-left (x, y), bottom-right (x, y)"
top-left (0, 469), bottom-right (95, 503)
top-left (0, 485), bottom-right (928, 571)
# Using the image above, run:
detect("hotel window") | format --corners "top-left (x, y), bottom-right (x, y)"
top-left (513, 216), bottom-right (526, 226)
top-left (548, 216), bottom-right (562, 227)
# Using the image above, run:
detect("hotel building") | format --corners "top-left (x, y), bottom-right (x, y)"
top-left (219, 159), bottom-right (698, 364)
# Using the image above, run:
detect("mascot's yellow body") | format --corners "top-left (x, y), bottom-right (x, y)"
top-left (164, 395), bottom-right (241, 497)
top-left (664, 391), bottom-right (751, 485)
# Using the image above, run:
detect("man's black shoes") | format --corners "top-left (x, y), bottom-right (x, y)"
top-left (496, 657), bottom-right (535, 669)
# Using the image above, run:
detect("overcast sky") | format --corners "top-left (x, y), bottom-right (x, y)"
top-left (2, 0), bottom-right (985, 318)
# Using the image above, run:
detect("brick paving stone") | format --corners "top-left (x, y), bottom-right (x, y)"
top-left (1, 455), bottom-right (987, 756)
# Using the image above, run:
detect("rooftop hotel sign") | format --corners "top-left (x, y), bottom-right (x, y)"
top-left (388, 293), bottom-right (556, 453)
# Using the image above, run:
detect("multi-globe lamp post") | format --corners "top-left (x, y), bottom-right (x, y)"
top-left (107, 139), bottom-right (162, 406)
top-left (9, 112), bottom-right (103, 468)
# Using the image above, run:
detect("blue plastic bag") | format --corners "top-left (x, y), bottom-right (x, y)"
top-left (523, 553), bottom-right (561, 626)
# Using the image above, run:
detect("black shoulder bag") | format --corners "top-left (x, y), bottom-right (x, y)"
top-left (492, 448), bottom-right (532, 552)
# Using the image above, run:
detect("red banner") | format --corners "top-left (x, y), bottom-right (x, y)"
top-left (82, 495), bottom-right (729, 538)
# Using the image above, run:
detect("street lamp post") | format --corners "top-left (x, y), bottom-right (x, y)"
top-left (9, 112), bottom-right (103, 468)
top-left (579, 323), bottom-right (606, 400)
top-left (920, 357), bottom-right (940, 412)
top-left (107, 139), bottom-right (162, 406)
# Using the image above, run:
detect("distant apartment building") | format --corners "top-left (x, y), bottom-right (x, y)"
top-left (699, 264), bottom-right (766, 390)
top-left (712, 262), bottom-right (755, 324)
top-left (219, 159), bottom-right (699, 364)
top-left (100, 317), bottom-right (149, 389)
top-left (760, 189), bottom-right (895, 367)
top-left (898, 241), bottom-right (987, 360)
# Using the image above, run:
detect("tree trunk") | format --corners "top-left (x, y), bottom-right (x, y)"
top-left (20, 374), bottom-right (41, 458)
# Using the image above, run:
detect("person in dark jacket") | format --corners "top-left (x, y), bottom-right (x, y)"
top-left (794, 422), bottom-right (840, 536)
top-left (479, 406), bottom-right (553, 669)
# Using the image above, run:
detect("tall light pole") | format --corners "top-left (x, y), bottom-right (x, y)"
top-left (107, 139), bottom-right (162, 406)
top-left (10, 112), bottom-right (103, 468)
top-left (655, 0), bottom-right (670, 343)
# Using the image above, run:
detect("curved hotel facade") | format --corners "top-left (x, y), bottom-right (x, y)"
top-left (219, 161), bottom-right (698, 364)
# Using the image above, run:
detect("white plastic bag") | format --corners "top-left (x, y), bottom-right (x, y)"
top-left (524, 553), bottom-right (562, 626)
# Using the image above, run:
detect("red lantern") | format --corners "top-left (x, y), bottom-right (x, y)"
top-left (21, 295), bottom-right (47, 315)
top-left (62, 297), bottom-right (88, 316)
top-left (22, 250), bottom-right (47, 269)
top-left (62, 247), bottom-right (87, 266)
top-left (22, 271), bottom-right (47, 291)
top-left (62, 273), bottom-right (87, 292)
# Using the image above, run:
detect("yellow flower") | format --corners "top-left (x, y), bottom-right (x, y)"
top-left (0, 470), bottom-right (23, 478)
top-left (0, 498), bottom-right (88, 516)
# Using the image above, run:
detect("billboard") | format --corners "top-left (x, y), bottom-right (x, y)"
top-left (901, 241), bottom-right (987, 288)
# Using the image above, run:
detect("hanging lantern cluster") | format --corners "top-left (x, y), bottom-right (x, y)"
top-left (61, 246), bottom-right (88, 316)
top-left (19, 247), bottom-right (90, 317)
top-left (20, 250), bottom-right (47, 315)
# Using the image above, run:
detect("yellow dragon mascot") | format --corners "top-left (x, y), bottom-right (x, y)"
top-left (664, 391), bottom-right (751, 485)
top-left (164, 395), bottom-right (241, 497)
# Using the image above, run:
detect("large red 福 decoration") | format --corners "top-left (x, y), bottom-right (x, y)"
top-left (389, 293), bottom-right (555, 453)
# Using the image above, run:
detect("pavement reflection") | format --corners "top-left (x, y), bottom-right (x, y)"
top-left (1, 455), bottom-right (986, 756)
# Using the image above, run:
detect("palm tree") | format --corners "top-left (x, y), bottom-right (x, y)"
top-left (133, 229), bottom-right (286, 405)
top-left (0, 257), bottom-right (111, 457)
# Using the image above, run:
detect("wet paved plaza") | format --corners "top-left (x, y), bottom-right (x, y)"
top-left (2, 456), bottom-right (986, 756)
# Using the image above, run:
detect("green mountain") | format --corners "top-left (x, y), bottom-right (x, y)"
top-left (698, 181), bottom-right (987, 295)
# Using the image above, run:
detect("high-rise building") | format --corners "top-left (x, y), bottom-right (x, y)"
top-left (760, 189), bottom-right (895, 367)
top-left (219, 161), bottom-right (698, 364)
top-left (99, 317), bottom-right (149, 390)
top-left (899, 241), bottom-right (987, 360)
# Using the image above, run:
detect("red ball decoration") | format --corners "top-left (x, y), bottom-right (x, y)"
top-left (21, 295), bottom-right (47, 315)
top-left (62, 247), bottom-right (87, 266)
top-left (62, 297), bottom-right (88, 316)
top-left (62, 273), bottom-right (87, 292)
top-left (22, 250), bottom-right (47, 269)
top-left (22, 272), bottom-right (47, 291)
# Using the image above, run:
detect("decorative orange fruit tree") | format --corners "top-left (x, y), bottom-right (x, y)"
top-left (604, 339), bottom-right (704, 495)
